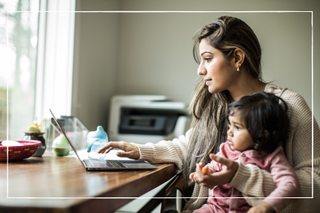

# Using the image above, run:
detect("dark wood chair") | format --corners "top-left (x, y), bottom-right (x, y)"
top-left (135, 170), bottom-right (191, 213)
top-left (160, 170), bottom-right (192, 213)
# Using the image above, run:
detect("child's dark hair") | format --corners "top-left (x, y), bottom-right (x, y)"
top-left (228, 92), bottom-right (290, 154)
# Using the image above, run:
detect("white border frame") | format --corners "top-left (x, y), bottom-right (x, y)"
top-left (6, 10), bottom-right (314, 202)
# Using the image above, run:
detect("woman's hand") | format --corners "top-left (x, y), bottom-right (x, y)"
top-left (247, 202), bottom-right (275, 213)
top-left (97, 141), bottom-right (140, 160)
top-left (190, 153), bottom-right (239, 188)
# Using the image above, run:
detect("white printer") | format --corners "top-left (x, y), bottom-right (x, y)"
top-left (108, 95), bottom-right (191, 144)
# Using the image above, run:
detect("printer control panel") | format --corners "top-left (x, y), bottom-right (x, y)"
top-left (119, 108), bottom-right (183, 136)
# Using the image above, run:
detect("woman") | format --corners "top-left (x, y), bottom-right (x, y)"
top-left (99, 16), bottom-right (320, 213)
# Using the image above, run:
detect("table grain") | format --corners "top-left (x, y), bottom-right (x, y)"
top-left (0, 153), bottom-right (176, 213)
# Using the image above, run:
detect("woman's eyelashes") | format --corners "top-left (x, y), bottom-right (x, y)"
top-left (204, 57), bottom-right (212, 62)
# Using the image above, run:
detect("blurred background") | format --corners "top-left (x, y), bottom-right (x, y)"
top-left (0, 0), bottom-right (319, 140)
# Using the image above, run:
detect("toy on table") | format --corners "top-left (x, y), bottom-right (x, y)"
top-left (52, 134), bottom-right (71, 156)
top-left (22, 121), bottom-right (47, 157)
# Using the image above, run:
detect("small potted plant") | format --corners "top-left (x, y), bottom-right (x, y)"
top-left (23, 121), bottom-right (46, 157)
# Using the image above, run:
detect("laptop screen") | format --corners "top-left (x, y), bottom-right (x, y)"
top-left (49, 109), bottom-right (86, 167)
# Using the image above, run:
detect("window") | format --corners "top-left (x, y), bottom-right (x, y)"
top-left (0, 0), bottom-right (75, 140)
top-left (35, 0), bottom-right (76, 121)
top-left (0, 0), bottom-right (39, 140)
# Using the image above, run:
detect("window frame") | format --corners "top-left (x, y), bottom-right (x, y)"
top-left (35, 0), bottom-right (76, 121)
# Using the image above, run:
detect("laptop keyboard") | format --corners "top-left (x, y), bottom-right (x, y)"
top-left (84, 159), bottom-right (126, 168)
top-left (106, 160), bottom-right (126, 168)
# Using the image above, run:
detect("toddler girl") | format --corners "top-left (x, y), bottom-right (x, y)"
top-left (190, 92), bottom-right (299, 213)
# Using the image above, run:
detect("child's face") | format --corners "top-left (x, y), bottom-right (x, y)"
top-left (227, 113), bottom-right (255, 151)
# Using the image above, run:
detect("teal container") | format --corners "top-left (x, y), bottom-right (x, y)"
top-left (87, 126), bottom-right (108, 160)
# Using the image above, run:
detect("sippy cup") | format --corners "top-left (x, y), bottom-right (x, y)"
top-left (87, 126), bottom-right (108, 160)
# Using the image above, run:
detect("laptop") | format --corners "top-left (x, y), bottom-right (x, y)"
top-left (49, 109), bottom-right (158, 171)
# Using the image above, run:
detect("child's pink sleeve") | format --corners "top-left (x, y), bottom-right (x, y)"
top-left (207, 151), bottom-right (222, 173)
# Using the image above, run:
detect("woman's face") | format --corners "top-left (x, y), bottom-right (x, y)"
top-left (197, 39), bottom-right (237, 94)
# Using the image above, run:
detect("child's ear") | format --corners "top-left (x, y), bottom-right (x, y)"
top-left (264, 130), bottom-right (269, 139)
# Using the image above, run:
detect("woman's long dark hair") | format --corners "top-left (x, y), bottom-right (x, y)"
top-left (183, 16), bottom-right (263, 185)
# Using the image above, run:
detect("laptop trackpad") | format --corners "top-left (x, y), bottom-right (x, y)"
top-left (121, 160), bottom-right (157, 169)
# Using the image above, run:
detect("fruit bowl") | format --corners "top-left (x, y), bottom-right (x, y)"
top-left (0, 140), bottom-right (41, 161)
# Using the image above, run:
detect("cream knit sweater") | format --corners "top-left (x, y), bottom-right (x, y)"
top-left (136, 84), bottom-right (320, 213)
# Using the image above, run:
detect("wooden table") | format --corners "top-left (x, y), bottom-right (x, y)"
top-left (0, 153), bottom-right (176, 213)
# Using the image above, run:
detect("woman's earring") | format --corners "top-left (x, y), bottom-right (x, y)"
top-left (237, 64), bottom-right (240, 72)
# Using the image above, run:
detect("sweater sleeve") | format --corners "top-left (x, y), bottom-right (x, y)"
top-left (229, 89), bottom-right (320, 212)
top-left (262, 147), bottom-right (299, 213)
top-left (134, 129), bottom-right (191, 169)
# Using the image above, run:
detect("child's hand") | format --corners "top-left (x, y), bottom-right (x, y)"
top-left (189, 163), bottom-right (215, 189)
top-left (190, 153), bottom-right (239, 189)
top-left (247, 202), bottom-right (275, 213)
top-left (189, 162), bottom-right (205, 183)
top-left (202, 165), bottom-right (209, 174)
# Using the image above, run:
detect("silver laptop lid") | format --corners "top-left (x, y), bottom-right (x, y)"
top-left (49, 109), bottom-right (87, 168)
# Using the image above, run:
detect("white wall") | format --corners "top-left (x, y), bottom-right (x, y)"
top-left (73, 0), bottom-right (320, 131)
top-left (72, 0), bottom-right (120, 130)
